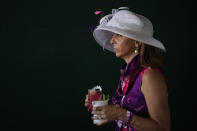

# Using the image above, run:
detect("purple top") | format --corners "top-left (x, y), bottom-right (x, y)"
top-left (112, 54), bottom-right (166, 131)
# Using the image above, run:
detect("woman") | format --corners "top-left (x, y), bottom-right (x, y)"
top-left (85, 7), bottom-right (170, 131)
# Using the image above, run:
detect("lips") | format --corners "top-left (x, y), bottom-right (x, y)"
top-left (114, 48), bottom-right (118, 52)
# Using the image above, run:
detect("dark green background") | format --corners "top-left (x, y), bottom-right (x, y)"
top-left (0, 0), bottom-right (195, 130)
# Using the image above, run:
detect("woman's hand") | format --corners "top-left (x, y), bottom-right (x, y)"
top-left (91, 105), bottom-right (125, 126)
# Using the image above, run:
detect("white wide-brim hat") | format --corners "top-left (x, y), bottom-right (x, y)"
top-left (93, 7), bottom-right (166, 52)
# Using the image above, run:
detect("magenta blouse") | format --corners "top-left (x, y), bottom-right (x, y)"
top-left (112, 54), bottom-right (167, 131)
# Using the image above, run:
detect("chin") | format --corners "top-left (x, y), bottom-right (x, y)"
top-left (115, 53), bottom-right (122, 58)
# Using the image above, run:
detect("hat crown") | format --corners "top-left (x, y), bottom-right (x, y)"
top-left (106, 10), bottom-right (154, 37)
top-left (99, 7), bottom-right (129, 25)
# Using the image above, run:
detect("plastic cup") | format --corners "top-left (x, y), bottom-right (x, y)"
top-left (92, 99), bottom-right (109, 124)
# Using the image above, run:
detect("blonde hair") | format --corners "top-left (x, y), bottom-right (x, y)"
top-left (139, 43), bottom-right (165, 70)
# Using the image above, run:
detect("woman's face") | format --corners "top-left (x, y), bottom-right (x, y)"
top-left (110, 33), bottom-right (136, 58)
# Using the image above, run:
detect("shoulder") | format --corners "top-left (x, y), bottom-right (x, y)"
top-left (141, 68), bottom-right (167, 94)
top-left (142, 68), bottom-right (164, 81)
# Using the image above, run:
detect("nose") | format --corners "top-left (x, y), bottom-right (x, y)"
top-left (110, 34), bottom-right (116, 45)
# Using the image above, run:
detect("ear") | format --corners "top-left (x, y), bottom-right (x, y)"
top-left (134, 41), bottom-right (142, 48)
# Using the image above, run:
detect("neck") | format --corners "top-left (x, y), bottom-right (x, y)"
top-left (123, 53), bottom-right (138, 64)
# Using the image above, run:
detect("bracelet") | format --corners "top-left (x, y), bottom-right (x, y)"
top-left (126, 110), bottom-right (133, 126)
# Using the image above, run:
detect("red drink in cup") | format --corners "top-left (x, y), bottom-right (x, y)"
top-left (88, 87), bottom-right (102, 112)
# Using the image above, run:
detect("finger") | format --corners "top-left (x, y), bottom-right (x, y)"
top-left (91, 111), bottom-right (98, 115)
top-left (101, 114), bottom-right (106, 119)
top-left (93, 106), bottom-right (103, 111)
top-left (91, 115), bottom-right (102, 120)
top-left (91, 111), bottom-right (102, 115)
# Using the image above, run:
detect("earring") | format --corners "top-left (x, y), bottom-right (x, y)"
top-left (134, 49), bottom-right (138, 54)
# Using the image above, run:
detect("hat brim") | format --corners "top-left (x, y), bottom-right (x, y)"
top-left (93, 25), bottom-right (166, 52)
